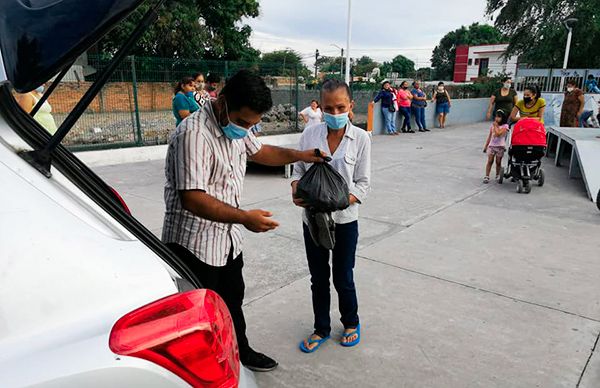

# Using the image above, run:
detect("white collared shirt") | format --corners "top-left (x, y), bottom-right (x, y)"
top-left (162, 102), bottom-right (262, 267)
top-left (292, 123), bottom-right (371, 224)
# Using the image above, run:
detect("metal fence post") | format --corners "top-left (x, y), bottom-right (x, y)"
top-left (224, 61), bottom-right (229, 79)
top-left (130, 55), bottom-right (143, 145)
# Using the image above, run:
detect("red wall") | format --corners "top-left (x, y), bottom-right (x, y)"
top-left (453, 45), bottom-right (469, 83)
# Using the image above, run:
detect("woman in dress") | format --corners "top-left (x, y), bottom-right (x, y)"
top-left (486, 77), bottom-right (518, 122)
top-left (16, 84), bottom-right (58, 134)
top-left (299, 99), bottom-right (323, 129)
top-left (559, 79), bottom-right (585, 127)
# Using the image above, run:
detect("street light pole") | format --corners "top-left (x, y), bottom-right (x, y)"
top-left (344, 0), bottom-right (352, 85)
top-left (560, 18), bottom-right (578, 91)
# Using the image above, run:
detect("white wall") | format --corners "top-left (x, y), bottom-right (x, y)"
top-left (466, 44), bottom-right (518, 81)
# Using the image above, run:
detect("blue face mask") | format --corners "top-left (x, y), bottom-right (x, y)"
top-left (221, 102), bottom-right (249, 140)
top-left (324, 112), bottom-right (349, 130)
top-left (35, 86), bottom-right (45, 94)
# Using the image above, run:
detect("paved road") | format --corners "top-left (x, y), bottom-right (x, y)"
top-left (95, 122), bottom-right (600, 388)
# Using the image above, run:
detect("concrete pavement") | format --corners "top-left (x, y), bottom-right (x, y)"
top-left (94, 122), bottom-right (600, 388)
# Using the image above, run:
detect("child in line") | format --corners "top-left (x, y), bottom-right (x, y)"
top-left (483, 109), bottom-right (509, 183)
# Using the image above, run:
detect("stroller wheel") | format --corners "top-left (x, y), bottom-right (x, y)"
top-left (498, 167), bottom-right (504, 184)
top-left (537, 169), bottom-right (545, 187)
top-left (524, 180), bottom-right (532, 194)
top-left (517, 180), bottom-right (523, 193)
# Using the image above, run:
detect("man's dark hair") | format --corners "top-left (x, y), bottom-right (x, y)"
top-left (221, 70), bottom-right (272, 113)
top-left (207, 73), bottom-right (221, 84)
top-left (588, 74), bottom-right (595, 80)
top-left (438, 81), bottom-right (445, 86)
top-left (321, 78), bottom-right (352, 99)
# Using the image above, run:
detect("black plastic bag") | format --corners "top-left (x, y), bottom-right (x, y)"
top-left (295, 152), bottom-right (350, 213)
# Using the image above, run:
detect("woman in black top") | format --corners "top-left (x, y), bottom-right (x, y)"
top-left (486, 77), bottom-right (518, 121)
top-left (432, 82), bottom-right (451, 128)
top-left (374, 81), bottom-right (397, 135)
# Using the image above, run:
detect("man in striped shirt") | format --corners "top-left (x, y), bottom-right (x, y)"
top-left (163, 70), bottom-right (325, 372)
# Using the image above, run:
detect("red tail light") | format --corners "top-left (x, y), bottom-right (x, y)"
top-left (109, 290), bottom-right (239, 388)
top-left (109, 187), bottom-right (131, 215)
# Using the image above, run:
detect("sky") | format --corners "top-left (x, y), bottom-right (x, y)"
top-left (246, 0), bottom-right (493, 68)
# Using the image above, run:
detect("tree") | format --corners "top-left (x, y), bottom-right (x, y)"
top-left (416, 67), bottom-right (434, 81)
top-left (316, 56), bottom-right (345, 74)
top-left (260, 50), bottom-right (311, 77)
top-left (99, 0), bottom-right (260, 61)
top-left (353, 56), bottom-right (380, 77)
top-left (431, 23), bottom-right (503, 80)
top-left (486, 0), bottom-right (600, 68)
top-left (380, 55), bottom-right (415, 78)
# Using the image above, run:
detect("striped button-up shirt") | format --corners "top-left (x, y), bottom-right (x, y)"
top-left (162, 102), bottom-right (262, 267)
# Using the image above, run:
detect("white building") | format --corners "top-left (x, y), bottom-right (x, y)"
top-left (453, 43), bottom-right (518, 82)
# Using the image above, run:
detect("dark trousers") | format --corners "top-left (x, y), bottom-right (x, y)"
top-left (411, 106), bottom-right (426, 129)
top-left (167, 243), bottom-right (250, 356)
top-left (302, 221), bottom-right (359, 338)
top-left (398, 106), bottom-right (412, 130)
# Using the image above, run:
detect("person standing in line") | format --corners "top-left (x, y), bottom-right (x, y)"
top-left (432, 81), bottom-right (451, 128)
top-left (172, 76), bottom-right (200, 127)
top-left (291, 79), bottom-right (371, 353)
top-left (16, 84), bottom-right (58, 134)
top-left (162, 70), bottom-right (327, 372)
top-left (486, 77), bottom-right (518, 121)
top-left (373, 81), bottom-right (398, 135)
top-left (411, 81), bottom-right (429, 132)
top-left (205, 73), bottom-right (221, 99)
top-left (396, 81), bottom-right (413, 133)
top-left (510, 85), bottom-right (546, 124)
top-left (585, 74), bottom-right (600, 93)
top-left (192, 72), bottom-right (210, 106)
top-left (560, 79), bottom-right (585, 127)
top-left (299, 99), bottom-right (323, 128)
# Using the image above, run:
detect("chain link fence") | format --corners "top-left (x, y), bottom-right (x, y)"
top-left (46, 56), bottom-right (302, 151)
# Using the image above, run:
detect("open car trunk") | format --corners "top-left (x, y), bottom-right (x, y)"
top-left (0, 0), bottom-right (144, 92)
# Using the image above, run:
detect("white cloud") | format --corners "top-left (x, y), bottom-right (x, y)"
top-left (247, 0), bottom-right (493, 67)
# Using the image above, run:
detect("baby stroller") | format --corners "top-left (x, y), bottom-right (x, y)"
top-left (499, 118), bottom-right (547, 193)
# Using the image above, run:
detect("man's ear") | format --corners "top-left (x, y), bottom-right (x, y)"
top-left (350, 100), bottom-right (355, 111)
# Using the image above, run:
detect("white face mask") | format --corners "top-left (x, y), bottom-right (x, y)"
top-left (503, 83), bottom-right (512, 89)
top-left (567, 87), bottom-right (574, 93)
top-left (437, 87), bottom-right (444, 93)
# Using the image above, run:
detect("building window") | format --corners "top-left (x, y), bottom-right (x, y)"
top-left (475, 59), bottom-right (480, 66)
top-left (468, 59), bottom-right (473, 66)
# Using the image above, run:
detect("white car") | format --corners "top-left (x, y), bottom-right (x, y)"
top-left (0, 1), bottom-right (256, 387)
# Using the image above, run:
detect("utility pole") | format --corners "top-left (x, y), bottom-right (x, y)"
top-left (314, 49), bottom-right (320, 80)
top-left (560, 18), bottom-right (578, 91)
top-left (341, 48), bottom-right (344, 77)
top-left (344, 0), bottom-right (352, 84)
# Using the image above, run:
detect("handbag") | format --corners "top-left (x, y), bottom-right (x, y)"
top-left (388, 105), bottom-right (396, 113)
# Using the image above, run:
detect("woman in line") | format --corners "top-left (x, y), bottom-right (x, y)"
top-left (373, 81), bottom-right (397, 135)
top-left (16, 84), bottom-right (58, 134)
top-left (192, 72), bottom-right (210, 105)
top-left (172, 76), bottom-right (200, 127)
top-left (559, 79), bottom-right (585, 127)
top-left (291, 78), bottom-right (371, 353)
top-left (486, 77), bottom-right (518, 121)
top-left (299, 99), bottom-right (323, 129)
top-left (396, 81), bottom-right (413, 133)
top-left (411, 81), bottom-right (429, 132)
top-left (510, 85), bottom-right (546, 124)
top-left (432, 82), bottom-right (451, 128)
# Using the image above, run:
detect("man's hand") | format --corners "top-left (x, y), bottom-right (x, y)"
top-left (349, 194), bottom-right (359, 205)
top-left (242, 209), bottom-right (279, 233)
top-left (291, 180), bottom-right (308, 208)
top-left (299, 149), bottom-right (329, 163)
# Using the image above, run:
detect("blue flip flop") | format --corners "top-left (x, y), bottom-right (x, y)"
top-left (340, 324), bottom-right (361, 347)
top-left (299, 334), bottom-right (330, 353)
